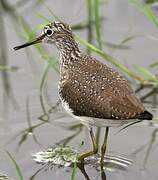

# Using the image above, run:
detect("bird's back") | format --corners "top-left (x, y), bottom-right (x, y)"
top-left (59, 55), bottom-right (150, 120)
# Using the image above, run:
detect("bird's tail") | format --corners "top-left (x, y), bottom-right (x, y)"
top-left (137, 110), bottom-right (153, 120)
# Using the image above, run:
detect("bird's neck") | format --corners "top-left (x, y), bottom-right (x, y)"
top-left (55, 36), bottom-right (81, 68)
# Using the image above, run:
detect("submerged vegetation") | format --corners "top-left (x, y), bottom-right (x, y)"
top-left (0, 0), bottom-right (158, 179)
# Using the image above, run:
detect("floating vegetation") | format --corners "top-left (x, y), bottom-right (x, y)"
top-left (32, 145), bottom-right (133, 172)
top-left (32, 146), bottom-right (78, 167)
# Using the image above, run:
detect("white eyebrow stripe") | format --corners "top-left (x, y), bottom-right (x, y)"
top-left (44, 24), bottom-right (51, 29)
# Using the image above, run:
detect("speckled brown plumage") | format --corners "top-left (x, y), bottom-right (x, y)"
top-left (59, 54), bottom-right (148, 120)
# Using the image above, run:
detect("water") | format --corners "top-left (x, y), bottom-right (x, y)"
top-left (0, 0), bottom-right (158, 179)
top-left (0, 89), bottom-right (157, 179)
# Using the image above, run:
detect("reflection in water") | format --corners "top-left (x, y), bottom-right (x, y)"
top-left (101, 170), bottom-right (106, 180)
top-left (77, 162), bottom-right (106, 180)
top-left (0, 2), bottom-right (18, 117)
top-left (0, 172), bottom-right (10, 180)
top-left (56, 124), bottom-right (83, 146)
top-left (30, 166), bottom-right (46, 180)
top-left (144, 128), bottom-right (158, 166)
top-left (39, 93), bottom-right (61, 122)
top-left (77, 163), bottom-right (91, 180)
top-left (130, 105), bottom-right (158, 168)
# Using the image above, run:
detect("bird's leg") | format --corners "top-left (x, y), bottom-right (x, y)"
top-left (78, 127), bottom-right (98, 161)
top-left (100, 127), bottom-right (109, 165)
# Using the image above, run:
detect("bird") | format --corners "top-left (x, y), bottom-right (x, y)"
top-left (14, 21), bottom-right (153, 164)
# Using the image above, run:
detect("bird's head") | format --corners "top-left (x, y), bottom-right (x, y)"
top-left (14, 22), bottom-right (73, 50)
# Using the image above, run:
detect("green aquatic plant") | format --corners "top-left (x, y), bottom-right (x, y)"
top-left (76, 35), bottom-right (143, 82)
top-left (0, 65), bottom-right (17, 72)
top-left (19, 17), bottom-right (59, 73)
top-left (94, 0), bottom-right (102, 49)
top-left (32, 146), bottom-right (78, 167)
top-left (129, 0), bottom-right (158, 28)
top-left (6, 151), bottom-right (24, 180)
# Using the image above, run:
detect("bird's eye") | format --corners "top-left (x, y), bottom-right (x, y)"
top-left (46, 29), bottom-right (53, 36)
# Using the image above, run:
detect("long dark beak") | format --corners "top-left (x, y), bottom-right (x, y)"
top-left (13, 34), bottom-right (46, 51)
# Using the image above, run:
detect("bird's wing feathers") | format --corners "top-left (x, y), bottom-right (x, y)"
top-left (60, 55), bottom-right (145, 119)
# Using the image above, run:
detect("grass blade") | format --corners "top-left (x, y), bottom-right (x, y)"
top-left (149, 61), bottom-right (158, 68)
top-left (87, 0), bottom-right (93, 54)
top-left (149, 2), bottom-right (158, 8)
top-left (34, 45), bottom-right (59, 73)
top-left (94, 0), bottom-right (102, 49)
top-left (128, 0), bottom-right (158, 28)
top-left (38, 0), bottom-right (62, 21)
top-left (120, 35), bottom-right (141, 44)
top-left (19, 17), bottom-right (36, 40)
top-left (71, 162), bottom-right (77, 180)
top-left (36, 13), bottom-right (51, 23)
top-left (0, 65), bottom-right (17, 72)
top-left (5, 151), bottom-right (24, 180)
top-left (76, 35), bottom-right (143, 81)
top-left (116, 120), bottom-right (142, 134)
top-left (40, 64), bottom-right (50, 92)
top-left (19, 16), bottom-right (59, 73)
top-left (134, 65), bottom-right (158, 83)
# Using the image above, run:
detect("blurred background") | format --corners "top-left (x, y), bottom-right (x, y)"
top-left (0, 0), bottom-right (158, 180)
